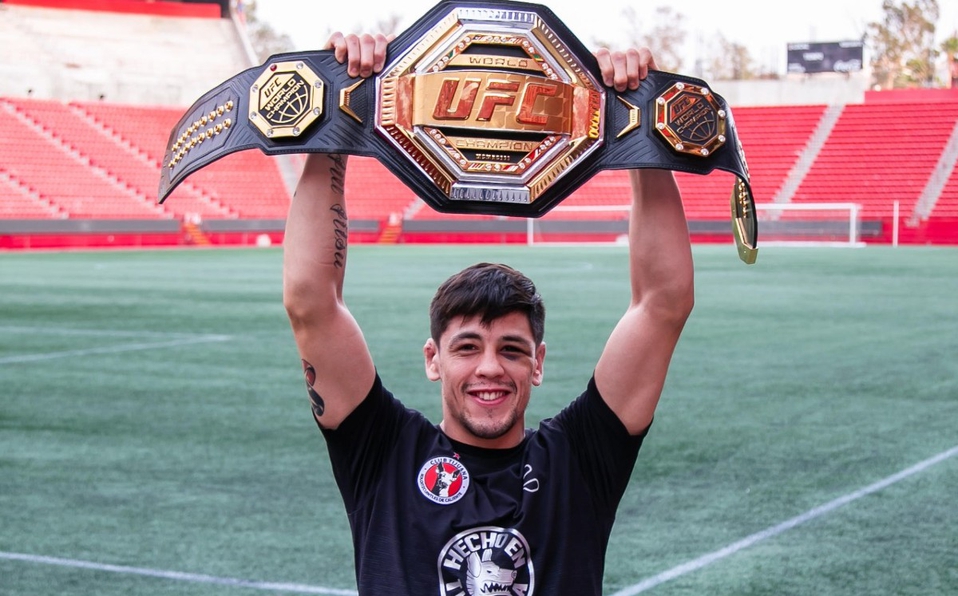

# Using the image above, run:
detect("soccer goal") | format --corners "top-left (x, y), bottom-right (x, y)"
top-left (754, 202), bottom-right (866, 247)
top-left (526, 205), bottom-right (631, 246)
top-left (526, 202), bottom-right (866, 247)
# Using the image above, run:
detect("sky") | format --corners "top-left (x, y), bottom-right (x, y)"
top-left (253, 0), bottom-right (958, 76)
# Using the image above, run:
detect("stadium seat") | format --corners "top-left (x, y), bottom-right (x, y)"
top-left (792, 101), bottom-right (958, 219)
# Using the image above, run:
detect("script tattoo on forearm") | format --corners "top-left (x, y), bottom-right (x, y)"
top-left (330, 203), bottom-right (348, 269)
top-left (328, 153), bottom-right (346, 195)
top-left (326, 153), bottom-right (348, 269)
top-left (302, 359), bottom-right (325, 417)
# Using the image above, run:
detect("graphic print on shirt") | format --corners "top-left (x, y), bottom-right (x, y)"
top-left (417, 456), bottom-right (470, 505)
top-left (522, 464), bottom-right (539, 493)
top-left (438, 526), bottom-right (534, 596)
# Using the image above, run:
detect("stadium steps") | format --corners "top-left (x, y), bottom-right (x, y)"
top-left (931, 166), bottom-right (958, 218)
top-left (9, 97), bottom-right (235, 221)
top-left (791, 101), bottom-right (958, 219)
top-left (772, 104), bottom-right (844, 203)
top-left (186, 155), bottom-right (292, 219)
top-left (183, 220), bottom-right (212, 246)
top-left (377, 219), bottom-right (403, 244)
top-left (0, 166), bottom-right (64, 219)
top-left (66, 101), bottom-right (236, 220)
top-left (76, 101), bottom-right (288, 220)
top-left (734, 104), bottom-right (830, 204)
top-left (910, 115), bottom-right (958, 223)
top-left (0, 98), bottom-right (166, 219)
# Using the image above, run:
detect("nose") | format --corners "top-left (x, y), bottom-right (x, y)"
top-left (475, 346), bottom-right (505, 378)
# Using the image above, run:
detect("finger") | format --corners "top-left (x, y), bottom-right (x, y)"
top-left (638, 47), bottom-right (658, 79)
top-left (357, 33), bottom-right (378, 77)
top-left (609, 50), bottom-right (629, 92)
top-left (344, 34), bottom-right (362, 77)
top-left (624, 47), bottom-right (642, 90)
top-left (372, 33), bottom-right (389, 73)
top-left (325, 31), bottom-right (347, 62)
top-left (593, 47), bottom-right (614, 88)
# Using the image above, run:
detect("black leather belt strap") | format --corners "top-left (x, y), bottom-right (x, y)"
top-left (158, 52), bottom-right (370, 190)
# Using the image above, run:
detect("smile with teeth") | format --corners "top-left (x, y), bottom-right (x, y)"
top-left (469, 389), bottom-right (509, 403)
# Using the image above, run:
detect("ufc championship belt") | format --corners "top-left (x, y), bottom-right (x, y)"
top-left (158, 0), bottom-right (758, 263)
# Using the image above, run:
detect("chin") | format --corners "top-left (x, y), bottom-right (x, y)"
top-left (464, 415), bottom-right (518, 442)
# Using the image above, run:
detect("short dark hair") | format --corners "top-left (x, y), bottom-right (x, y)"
top-left (430, 263), bottom-right (545, 345)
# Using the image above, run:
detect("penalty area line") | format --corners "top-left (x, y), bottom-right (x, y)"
top-left (0, 334), bottom-right (231, 365)
top-left (0, 552), bottom-right (357, 595)
top-left (611, 444), bottom-right (958, 595)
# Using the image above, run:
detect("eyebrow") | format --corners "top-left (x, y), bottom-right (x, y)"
top-left (448, 331), bottom-right (482, 344)
top-left (447, 331), bottom-right (531, 346)
top-left (499, 334), bottom-right (532, 345)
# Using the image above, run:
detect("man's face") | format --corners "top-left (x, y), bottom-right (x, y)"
top-left (424, 312), bottom-right (545, 449)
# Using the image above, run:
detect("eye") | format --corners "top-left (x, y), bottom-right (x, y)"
top-left (501, 345), bottom-right (528, 358)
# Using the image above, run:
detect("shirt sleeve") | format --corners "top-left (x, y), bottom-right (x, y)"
top-left (319, 374), bottom-right (412, 512)
top-left (549, 376), bottom-right (649, 513)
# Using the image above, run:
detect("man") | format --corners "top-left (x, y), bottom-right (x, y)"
top-left (283, 32), bottom-right (694, 596)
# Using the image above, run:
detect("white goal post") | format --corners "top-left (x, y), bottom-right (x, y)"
top-left (526, 202), bottom-right (866, 247)
top-left (753, 202), bottom-right (866, 248)
top-left (526, 205), bottom-right (630, 246)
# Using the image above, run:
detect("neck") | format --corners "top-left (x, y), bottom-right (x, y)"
top-left (439, 420), bottom-right (524, 450)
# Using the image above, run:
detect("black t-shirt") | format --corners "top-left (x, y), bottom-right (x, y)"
top-left (321, 374), bottom-right (647, 596)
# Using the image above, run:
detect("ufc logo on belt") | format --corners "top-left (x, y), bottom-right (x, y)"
top-left (411, 72), bottom-right (576, 135)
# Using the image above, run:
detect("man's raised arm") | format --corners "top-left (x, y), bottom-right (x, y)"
top-left (282, 33), bottom-right (388, 429)
top-left (592, 48), bottom-right (696, 435)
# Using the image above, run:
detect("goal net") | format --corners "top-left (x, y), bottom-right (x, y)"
top-left (527, 202), bottom-right (866, 247)
top-left (526, 205), bottom-right (630, 246)
top-left (754, 202), bottom-right (865, 247)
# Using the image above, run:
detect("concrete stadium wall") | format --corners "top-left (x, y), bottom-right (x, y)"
top-left (713, 72), bottom-right (870, 107)
top-left (0, 2), bottom-right (248, 105)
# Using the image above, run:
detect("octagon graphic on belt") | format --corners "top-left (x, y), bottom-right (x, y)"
top-left (249, 61), bottom-right (324, 138)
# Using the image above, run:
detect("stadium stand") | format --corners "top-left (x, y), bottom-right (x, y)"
top-left (1, 0), bottom-right (956, 248)
top-left (933, 168), bottom-right (958, 217)
top-left (0, 166), bottom-right (63, 218)
top-left (343, 157), bottom-right (419, 221)
top-left (0, 0), bottom-right (241, 105)
top-left (0, 97), bottom-right (166, 219)
top-left (792, 100), bottom-right (958, 219)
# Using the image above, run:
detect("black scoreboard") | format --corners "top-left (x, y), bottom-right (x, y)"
top-left (787, 40), bottom-right (864, 74)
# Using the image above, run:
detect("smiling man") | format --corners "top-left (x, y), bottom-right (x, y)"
top-left (282, 32), bottom-right (694, 596)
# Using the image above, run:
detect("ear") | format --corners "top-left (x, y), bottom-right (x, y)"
top-left (532, 341), bottom-right (546, 386)
top-left (423, 338), bottom-right (441, 382)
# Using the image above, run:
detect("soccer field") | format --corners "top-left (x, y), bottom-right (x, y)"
top-left (1, 245), bottom-right (956, 596)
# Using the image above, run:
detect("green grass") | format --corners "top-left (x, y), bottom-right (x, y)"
top-left (1, 245), bottom-right (957, 595)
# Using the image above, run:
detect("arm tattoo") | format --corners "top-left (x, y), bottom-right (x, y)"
top-left (325, 154), bottom-right (348, 268)
top-left (302, 359), bottom-right (325, 417)
top-left (330, 203), bottom-right (348, 269)
top-left (328, 153), bottom-right (346, 195)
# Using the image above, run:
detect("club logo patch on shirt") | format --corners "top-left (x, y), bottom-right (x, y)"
top-left (418, 456), bottom-right (470, 505)
top-left (438, 526), bottom-right (534, 596)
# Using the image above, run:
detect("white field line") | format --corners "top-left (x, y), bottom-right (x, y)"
top-left (612, 444), bottom-right (958, 595)
top-left (1, 452), bottom-right (954, 595)
top-left (0, 326), bottom-right (231, 364)
top-left (0, 552), bottom-right (357, 595)
top-left (0, 326), bottom-right (214, 338)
